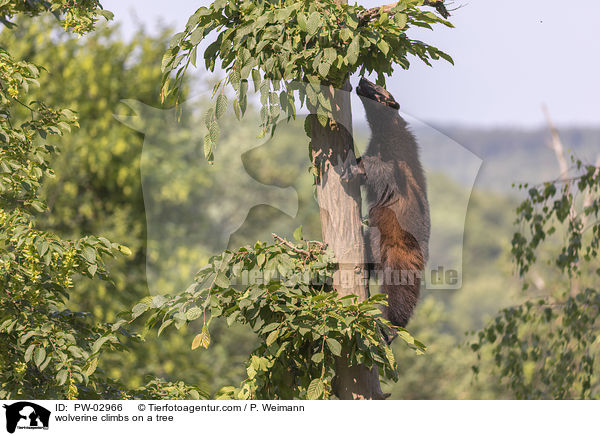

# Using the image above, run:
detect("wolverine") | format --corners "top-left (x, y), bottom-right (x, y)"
top-left (344, 78), bottom-right (430, 340)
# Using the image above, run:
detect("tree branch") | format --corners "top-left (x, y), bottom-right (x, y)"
top-left (424, 0), bottom-right (451, 18)
top-left (272, 233), bottom-right (313, 257)
top-left (543, 105), bottom-right (570, 184)
top-left (358, 0), bottom-right (450, 24)
top-left (542, 104), bottom-right (589, 297)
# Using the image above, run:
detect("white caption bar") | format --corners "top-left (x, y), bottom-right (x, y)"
top-left (0, 400), bottom-right (596, 436)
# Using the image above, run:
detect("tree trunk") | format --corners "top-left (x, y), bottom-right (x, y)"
top-left (310, 81), bottom-right (386, 400)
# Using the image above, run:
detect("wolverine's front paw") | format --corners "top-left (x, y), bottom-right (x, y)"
top-left (340, 157), bottom-right (365, 183)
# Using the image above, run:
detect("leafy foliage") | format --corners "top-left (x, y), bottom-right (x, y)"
top-left (125, 380), bottom-right (208, 400)
top-left (122, 232), bottom-right (425, 399)
top-left (388, 297), bottom-right (512, 399)
top-left (2, 15), bottom-right (335, 394)
top-left (161, 0), bottom-right (452, 158)
top-left (1, 18), bottom-right (168, 321)
top-left (472, 158), bottom-right (600, 399)
top-left (472, 291), bottom-right (600, 399)
top-left (512, 159), bottom-right (600, 278)
top-left (0, 3), bottom-right (205, 400)
top-left (0, 0), bottom-right (112, 34)
top-left (0, 15), bottom-right (126, 399)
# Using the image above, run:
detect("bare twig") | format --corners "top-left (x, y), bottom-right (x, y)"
top-left (525, 173), bottom-right (598, 189)
top-left (543, 105), bottom-right (577, 223)
top-left (542, 105), bottom-right (580, 296)
top-left (306, 240), bottom-right (327, 249)
top-left (272, 233), bottom-right (312, 257)
top-left (543, 105), bottom-right (570, 181)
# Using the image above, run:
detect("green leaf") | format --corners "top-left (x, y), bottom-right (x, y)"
top-left (216, 94), bottom-right (228, 119)
top-left (169, 31), bottom-right (185, 48)
top-left (307, 12), bottom-right (321, 36)
top-left (346, 37), bottom-right (360, 65)
top-left (190, 28), bottom-right (204, 45)
top-left (266, 329), bottom-right (279, 346)
top-left (226, 311), bottom-right (239, 327)
top-left (252, 69), bottom-right (261, 92)
top-left (132, 303), bottom-right (149, 319)
top-left (39, 355), bottom-right (51, 371)
top-left (233, 98), bottom-right (241, 120)
top-left (84, 358), bottom-right (98, 376)
top-left (297, 13), bottom-right (308, 32)
top-left (262, 323), bottom-right (280, 333)
top-left (30, 201), bottom-right (46, 213)
top-left (190, 47), bottom-right (198, 67)
top-left (37, 240), bottom-right (49, 257)
top-left (82, 246), bottom-right (96, 263)
top-left (92, 335), bottom-right (116, 354)
top-left (186, 307), bottom-right (203, 321)
top-left (306, 378), bottom-right (325, 400)
top-left (326, 338), bottom-right (342, 356)
top-left (377, 40), bottom-right (390, 56)
top-left (97, 9), bottom-right (114, 21)
top-left (438, 50), bottom-right (454, 65)
top-left (24, 344), bottom-right (35, 362)
top-left (204, 134), bottom-right (213, 160)
top-left (346, 13), bottom-right (358, 29)
top-left (318, 62), bottom-right (331, 78)
top-left (303, 117), bottom-right (312, 138)
top-left (394, 13), bottom-right (407, 28)
top-left (340, 28), bottom-right (353, 42)
top-left (323, 48), bottom-right (336, 64)
top-left (384, 345), bottom-right (396, 367)
top-left (157, 319), bottom-right (174, 336)
top-left (20, 330), bottom-right (37, 345)
top-left (317, 114), bottom-right (328, 127)
top-left (209, 121), bottom-right (220, 144)
top-left (161, 47), bottom-right (178, 72)
top-left (205, 107), bottom-right (215, 129)
top-left (214, 272), bottom-right (230, 288)
top-left (56, 369), bottom-right (69, 386)
top-left (151, 295), bottom-right (167, 308)
top-left (293, 225), bottom-right (303, 241)
top-left (34, 347), bottom-right (46, 367)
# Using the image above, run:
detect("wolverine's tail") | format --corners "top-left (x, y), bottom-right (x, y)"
top-left (370, 206), bottom-right (425, 336)
top-left (381, 243), bottom-right (423, 329)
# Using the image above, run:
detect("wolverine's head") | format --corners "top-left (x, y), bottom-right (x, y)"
top-left (356, 78), bottom-right (400, 110)
top-left (356, 77), bottom-right (405, 135)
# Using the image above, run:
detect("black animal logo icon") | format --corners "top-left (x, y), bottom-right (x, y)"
top-left (3, 402), bottom-right (50, 433)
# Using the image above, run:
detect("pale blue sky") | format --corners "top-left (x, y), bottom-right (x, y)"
top-left (102, 0), bottom-right (600, 127)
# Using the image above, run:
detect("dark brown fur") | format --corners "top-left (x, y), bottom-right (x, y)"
top-left (352, 78), bottom-right (430, 334)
